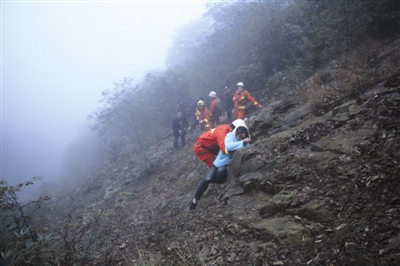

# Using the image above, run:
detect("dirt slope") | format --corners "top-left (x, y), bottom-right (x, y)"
top-left (53, 38), bottom-right (400, 266)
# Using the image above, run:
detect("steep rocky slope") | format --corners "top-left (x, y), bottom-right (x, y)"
top-left (52, 39), bottom-right (400, 266)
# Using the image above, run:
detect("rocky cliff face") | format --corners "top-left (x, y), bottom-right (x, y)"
top-left (76, 79), bottom-right (398, 265)
top-left (55, 40), bottom-right (400, 265)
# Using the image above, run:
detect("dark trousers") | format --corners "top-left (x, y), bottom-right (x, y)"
top-left (174, 132), bottom-right (186, 149)
top-left (226, 106), bottom-right (233, 122)
top-left (194, 165), bottom-right (228, 200)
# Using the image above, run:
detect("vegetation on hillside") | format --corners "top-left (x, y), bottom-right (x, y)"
top-left (1, 1), bottom-right (399, 265)
top-left (87, 0), bottom-right (399, 149)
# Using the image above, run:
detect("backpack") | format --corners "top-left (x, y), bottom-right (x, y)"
top-left (214, 99), bottom-right (223, 115)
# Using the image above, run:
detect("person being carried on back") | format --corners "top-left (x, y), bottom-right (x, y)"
top-left (189, 123), bottom-right (251, 210)
top-left (193, 119), bottom-right (246, 168)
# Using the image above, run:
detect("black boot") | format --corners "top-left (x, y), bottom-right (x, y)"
top-left (189, 200), bottom-right (197, 211)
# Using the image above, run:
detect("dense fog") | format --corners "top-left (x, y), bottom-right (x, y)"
top-left (1, 2), bottom-right (205, 190)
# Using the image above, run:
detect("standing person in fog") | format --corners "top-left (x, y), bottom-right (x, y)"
top-left (208, 91), bottom-right (222, 129)
top-left (189, 97), bottom-right (204, 132)
top-left (189, 124), bottom-right (251, 210)
top-left (172, 111), bottom-right (188, 150)
top-left (195, 100), bottom-right (211, 132)
top-left (233, 82), bottom-right (262, 119)
top-left (223, 86), bottom-right (234, 122)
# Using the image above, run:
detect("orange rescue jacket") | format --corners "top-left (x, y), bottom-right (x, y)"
top-left (209, 97), bottom-right (221, 116)
top-left (196, 124), bottom-right (231, 155)
top-left (233, 89), bottom-right (260, 109)
top-left (195, 107), bottom-right (211, 130)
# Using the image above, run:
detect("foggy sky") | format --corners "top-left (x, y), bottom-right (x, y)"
top-left (1, 1), bottom-right (206, 184)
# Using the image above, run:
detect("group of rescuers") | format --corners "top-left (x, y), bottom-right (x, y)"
top-left (171, 82), bottom-right (263, 210)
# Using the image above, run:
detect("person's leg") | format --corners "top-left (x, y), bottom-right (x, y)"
top-left (190, 165), bottom-right (227, 210)
top-left (181, 132), bottom-right (186, 147)
top-left (237, 109), bottom-right (245, 119)
top-left (194, 145), bottom-right (215, 168)
top-left (234, 106), bottom-right (239, 119)
top-left (173, 134), bottom-right (179, 149)
top-left (209, 116), bottom-right (215, 129)
top-left (215, 166), bottom-right (228, 184)
top-left (227, 106), bottom-right (232, 122)
top-left (193, 165), bottom-right (218, 201)
top-left (194, 144), bottom-right (215, 168)
top-left (199, 123), bottom-right (205, 132)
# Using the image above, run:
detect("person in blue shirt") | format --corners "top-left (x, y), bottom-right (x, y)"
top-left (189, 124), bottom-right (251, 210)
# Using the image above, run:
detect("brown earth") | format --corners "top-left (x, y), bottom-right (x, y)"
top-left (49, 38), bottom-right (400, 265)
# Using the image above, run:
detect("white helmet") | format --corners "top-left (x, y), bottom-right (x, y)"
top-left (237, 82), bottom-right (244, 87)
top-left (209, 91), bottom-right (217, 97)
top-left (197, 100), bottom-right (205, 107)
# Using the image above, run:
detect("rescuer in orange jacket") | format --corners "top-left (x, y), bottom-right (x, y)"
top-left (195, 100), bottom-right (211, 132)
top-left (193, 119), bottom-right (246, 168)
top-left (209, 91), bottom-right (222, 129)
top-left (233, 82), bottom-right (262, 119)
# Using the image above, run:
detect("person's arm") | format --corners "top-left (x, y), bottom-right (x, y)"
top-left (224, 132), bottom-right (244, 152)
top-left (218, 137), bottom-right (228, 154)
top-left (195, 108), bottom-right (201, 121)
top-left (236, 91), bottom-right (246, 103)
top-left (245, 90), bottom-right (262, 107)
top-left (233, 91), bottom-right (239, 102)
top-left (204, 108), bottom-right (210, 121)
